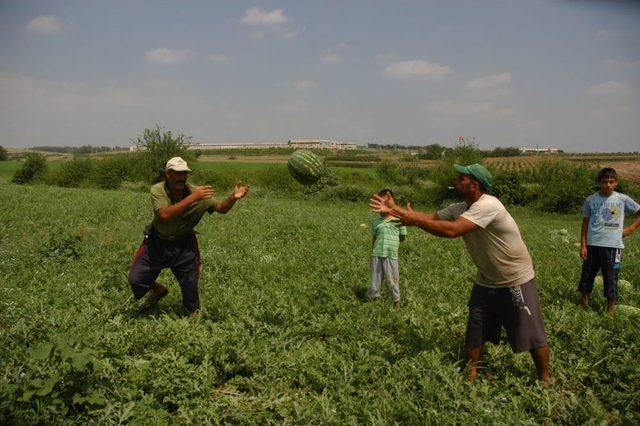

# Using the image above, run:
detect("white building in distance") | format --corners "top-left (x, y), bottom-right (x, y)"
top-left (131, 139), bottom-right (360, 151)
top-left (519, 146), bottom-right (561, 154)
top-left (188, 142), bottom-right (285, 150)
top-left (288, 139), bottom-right (358, 150)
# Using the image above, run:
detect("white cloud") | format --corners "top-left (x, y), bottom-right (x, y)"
top-left (383, 60), bottom-right (451, 80)
top-left (321, 52), bottom-right (340, 63)
top-left (241, 8), bottom-right (294, 38)
top-left (241, 8), bottom-right (291, 27)
top-left (465, 72), bottom-right (512, 96)
top-left (426, 101), bottom-right (515, 118)
top-left (26, 15), bottom-right (65, 36)
top-left (276, 99), bottom-right (308, 115)
top-left (595, 29), bottom-right (622, 40)
top-left (292, 80), bottom-right (317, 90)
top-left (208, 53), bottom-right (228, 62)
top-left (587, 81), bottom-right (634, 101)
top-left (336, 43), bottom-right (350, 50)
top-left (375, 53), bottom-right (395, 62)
top-left (604, 59), bottom-right (640, 71)
top-left (0, 72), bottom-right (216, 147)
top-left (145, 48), bottom-right (192, 65)
top-left (591, 105), bottom-right (634, 119)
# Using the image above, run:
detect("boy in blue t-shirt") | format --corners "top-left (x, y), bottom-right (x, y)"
top-left (578, 167), bottom-right (640, 314)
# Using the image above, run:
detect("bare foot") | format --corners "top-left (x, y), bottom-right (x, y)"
top-left (394, 300), bottom-right (401, 309)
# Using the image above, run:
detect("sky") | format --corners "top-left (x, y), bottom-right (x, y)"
top-left (0, 0), bottom-right (639, 152)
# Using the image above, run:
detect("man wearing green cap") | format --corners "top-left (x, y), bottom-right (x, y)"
top-left (370, 163), bottom-right (550, 383)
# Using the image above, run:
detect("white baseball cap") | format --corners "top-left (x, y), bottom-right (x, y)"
top-left (165, 157), bottom-right (191, 172)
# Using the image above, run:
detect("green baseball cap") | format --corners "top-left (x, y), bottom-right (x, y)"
top-left (454, 163), bottom-right (493, 190)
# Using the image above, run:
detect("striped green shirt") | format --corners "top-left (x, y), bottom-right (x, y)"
top-left (370, 216), bottom-right (407, 259)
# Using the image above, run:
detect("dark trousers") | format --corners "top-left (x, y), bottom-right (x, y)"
top-left (578, 245), bottom-right (620, 300)
top-left (465, 280), bottom-right (548, 353)
top-left (128, 233), bottom-right (201, 312)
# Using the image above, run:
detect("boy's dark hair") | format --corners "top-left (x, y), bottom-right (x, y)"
top-left (378, 188), bottom-right (394, 197)
top-left (597, 167), bottom-right (618, 183)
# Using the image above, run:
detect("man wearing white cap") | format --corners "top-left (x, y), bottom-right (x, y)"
top-left (128, 156), bottom-right (249, 317)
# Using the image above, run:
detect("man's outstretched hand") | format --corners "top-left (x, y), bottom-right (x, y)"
top-left (369, 193), bottom-right (395, 215)
top-left (191, 185), bottom-right (215, 201)
top-left (232, 181), bottom-right (249, 200)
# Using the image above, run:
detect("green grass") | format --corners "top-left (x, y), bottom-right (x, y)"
top-left (0, 160), bottom-right (64, 182)
top-left (1, 183), bottom-right (639, 423)
top-left (0, 160), bottom-right (25, 180)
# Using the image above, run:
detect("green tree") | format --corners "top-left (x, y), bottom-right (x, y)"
top-left (0, 145), bottom-right (7, 161)
top-left (430, 138), bottom-right (484, 203)
top-left (132, 125), bottom-right (193, 183)
top-left (485, 146), bottom-right (521, 158)
top-left (418, 143), bottom-right (447, 159)
top-left (12, 152), bottom-right (47, 184)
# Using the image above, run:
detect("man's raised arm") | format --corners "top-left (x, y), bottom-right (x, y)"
top-left (214, 182), bottom-right (249, 214)
top-left (370, 194), bottom-right (478, 238)
top-left (157, 186), bottom-right (214, 221)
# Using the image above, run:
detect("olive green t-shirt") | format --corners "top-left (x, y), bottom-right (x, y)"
top-left (150, 182), bottom-right (217, 240)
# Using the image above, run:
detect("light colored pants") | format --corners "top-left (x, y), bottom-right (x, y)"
top-left (369, 256), bottom-right (401, 302)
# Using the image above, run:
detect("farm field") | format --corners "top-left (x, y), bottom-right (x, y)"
top-left (1, 182), bottom-right (639, 423)
top-left (485, 155), bottom-right (640, 184)
top-left (0, 160), bottom-right (64, 181)
top-left (3, 152), bottom-right (638, 185)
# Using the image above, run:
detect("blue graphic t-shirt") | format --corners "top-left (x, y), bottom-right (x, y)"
top-left (582, 191), bottom-right (640, 249)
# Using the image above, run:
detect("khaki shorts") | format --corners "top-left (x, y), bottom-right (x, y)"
top-left (465, 279), bottom-right (548, 353)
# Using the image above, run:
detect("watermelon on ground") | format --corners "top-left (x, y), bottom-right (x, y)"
top-left (287, 149), bottom-right (325, 185)
top-left (616, 304), bottom-right (640, 317)
top-left (619, 279), bottom-right (633, 292)
top-left (594, 276), bottom-right (633, 292)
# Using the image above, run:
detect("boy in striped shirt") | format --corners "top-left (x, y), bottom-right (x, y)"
top-left (369, 189), bottom-right (407, 308)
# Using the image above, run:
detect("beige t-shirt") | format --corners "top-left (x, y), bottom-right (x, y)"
top-left (437, 194), bottom-right (534, 288)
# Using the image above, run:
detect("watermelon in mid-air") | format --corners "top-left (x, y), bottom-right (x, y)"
top-left (287, 149), bottom-right (325, 185)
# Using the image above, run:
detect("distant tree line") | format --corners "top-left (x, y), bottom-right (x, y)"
top-left (367, 142), bottom-right (522, 158)
top-left (0, 145), bottom-right (8, 161)
top-left (30, 145), bottom-right (128, 154)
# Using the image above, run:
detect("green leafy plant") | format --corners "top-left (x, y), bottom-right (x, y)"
top-left (133, 125), bottom-right (193, 183)
top-left (38, 232), bottom-right (82, 262)
top-left (11, 152), bottom-right (47, 184)
top-left (19, 335), bottom-right (106, 414)
top-left (429, 139), bottom-right (484, 204)
top-left (532, 160), bottom-right (596, 213)
top-left (49, 158), bottom-right (94, 188)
